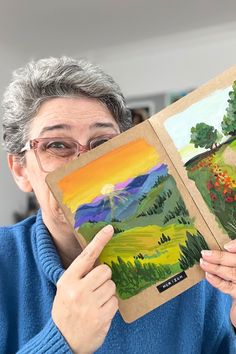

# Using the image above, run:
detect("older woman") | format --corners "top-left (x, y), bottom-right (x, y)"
top-left (1, 57), bottom-right (236, 353)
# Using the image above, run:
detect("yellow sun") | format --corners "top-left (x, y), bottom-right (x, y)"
top-left (101, 183), bottom-right (115, 195)
top-left (100, 183), bottom-right (129, 221)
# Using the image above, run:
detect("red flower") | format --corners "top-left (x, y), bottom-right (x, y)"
top-left (225, 196), bottom-right (234, 203)
top-left (210, 193), bottom-right (217, 201)
top-left (207, 181), bottom-right (213, 190)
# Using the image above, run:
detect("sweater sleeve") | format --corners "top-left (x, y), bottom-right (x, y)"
top-left (17, 318), bottom-right (72, 354)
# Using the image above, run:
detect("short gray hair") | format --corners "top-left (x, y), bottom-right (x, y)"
top-left (2, 56), bottom-right (132, 154)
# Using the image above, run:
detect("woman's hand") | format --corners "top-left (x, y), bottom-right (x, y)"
top-left (52, 225), bottom-right (118, 354)
top-left (200, 240), bottom-right (236, 327)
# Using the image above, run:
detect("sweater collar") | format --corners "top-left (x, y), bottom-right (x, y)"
top-left (35, 210), bottom-right (65, 285)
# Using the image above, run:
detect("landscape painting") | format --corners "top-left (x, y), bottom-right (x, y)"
top-left (164, 82), bottom-right (236, 239)
top-left (57, 138), bottom-right (209, 300)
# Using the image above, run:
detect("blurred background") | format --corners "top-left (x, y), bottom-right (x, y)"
top-left (1, 0), bottom-right (236, 225)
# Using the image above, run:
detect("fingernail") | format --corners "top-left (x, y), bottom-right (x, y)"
top-left (201, 250), bottom-right (212, 257)
top-left (200, 258), bottom-right (207, 266)
top-left (224, 241), bottom-right (236, 251)
top-left (103, 224), bottom-right (114, 233)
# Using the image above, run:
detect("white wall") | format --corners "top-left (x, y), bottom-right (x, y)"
top-left (0, 48), bottom-right (28, 226)
top-left (1, 23), bottom-right (236, 225)
top-left (83, 23), bottom-right (236, 98)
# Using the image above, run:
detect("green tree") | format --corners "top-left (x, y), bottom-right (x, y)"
top-left (190, 123), bottom-right (219, 150)
top-left (178, 231), bottom-right (209, 270)
top-left (221, 82), bottom-right (236, 136)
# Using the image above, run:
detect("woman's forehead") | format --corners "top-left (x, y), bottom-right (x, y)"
top-left (29, 97), bottom-right (117, 136)
top-left (34, 96), bottom-right (112, 118)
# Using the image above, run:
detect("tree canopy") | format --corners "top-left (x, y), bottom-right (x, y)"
top-left (221, 82), bottom-right (236, 136)
top-left (190, 122), bottom-right (219, 150)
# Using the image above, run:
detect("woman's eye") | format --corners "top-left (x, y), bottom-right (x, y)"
top-left (43, 140), bottom-right (77, 158)
top-left (90, 137), bottom-right (110, 148)
top-left (47, 141), bottom-right (69, 149)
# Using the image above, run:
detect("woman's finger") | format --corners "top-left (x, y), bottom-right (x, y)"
top-left (224, 240), bottom-right (236, 253)
top-left (200, 258), bottom-right (236, 282)
top-left (201, 249), bottom-right (236, 267)
top-left (93, 279), bottom-right (116, 307)
top-left (83, 264), bottom-right (112, 292)
top-left (205, 272), bottom-right (236, 298)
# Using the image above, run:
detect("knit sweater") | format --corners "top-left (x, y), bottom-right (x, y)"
top-left (0, 211), bottom-right (235, 354)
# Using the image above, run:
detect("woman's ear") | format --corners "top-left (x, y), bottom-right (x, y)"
top-left (8, 154), bottom-right (33, 192)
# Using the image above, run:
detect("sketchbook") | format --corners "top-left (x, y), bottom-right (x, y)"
top-left (46, 65), bottom-right (236, 323)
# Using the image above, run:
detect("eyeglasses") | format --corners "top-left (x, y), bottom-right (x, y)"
top-left (20, 134), bottom-right (118, 172)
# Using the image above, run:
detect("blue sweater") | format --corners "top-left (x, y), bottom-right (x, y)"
top-left (0, 211), bottom-right (235, 354)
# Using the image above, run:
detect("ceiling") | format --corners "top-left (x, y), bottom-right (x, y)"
top-left (1, 0), bottom-right (236, 59)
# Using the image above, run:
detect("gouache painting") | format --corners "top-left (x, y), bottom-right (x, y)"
top-left (57, 139), bottom-right (209, 300)
top-left (164, 82), bottom-right (236, 239)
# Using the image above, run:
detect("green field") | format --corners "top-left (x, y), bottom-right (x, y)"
top-left (228, 139), bottom-right (236, 150)
top-left (99, 224), bottom-right (197, 265)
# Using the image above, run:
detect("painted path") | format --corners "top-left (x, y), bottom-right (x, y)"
top-left (223, 146), bottom-right (236, 167)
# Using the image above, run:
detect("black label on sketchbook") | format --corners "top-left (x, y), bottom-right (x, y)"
top-left (157, 271), bottom-right (187, 293)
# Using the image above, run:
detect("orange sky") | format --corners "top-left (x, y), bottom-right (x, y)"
top-left (58, 138), bottom-right (159, 213)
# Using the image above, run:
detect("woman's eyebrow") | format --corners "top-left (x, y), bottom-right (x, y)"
top-left (89, 122), bottom-right (117, 130)
top-left (39, 124), bottom-right (72, 136)
top-left (39, 122), bottom-right (117, 136)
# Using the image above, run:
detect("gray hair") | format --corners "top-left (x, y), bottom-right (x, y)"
top-left (2, 56), bottom-right (132, 154)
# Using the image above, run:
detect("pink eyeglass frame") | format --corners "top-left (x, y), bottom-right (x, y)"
top-left (20, 134), bottom-right (118, 172)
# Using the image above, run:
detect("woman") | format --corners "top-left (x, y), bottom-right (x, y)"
top-left (1, 56), bottom-right (236, 353)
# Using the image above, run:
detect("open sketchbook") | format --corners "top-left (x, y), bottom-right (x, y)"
top-left (46, 65), bottom-right (236, 323)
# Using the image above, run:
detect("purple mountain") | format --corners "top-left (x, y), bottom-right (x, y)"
top-left (74, 163), bottom-right (168, 228)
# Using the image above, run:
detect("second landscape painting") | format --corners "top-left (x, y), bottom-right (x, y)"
top-left (164, 81), bottom-right (236, 239)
